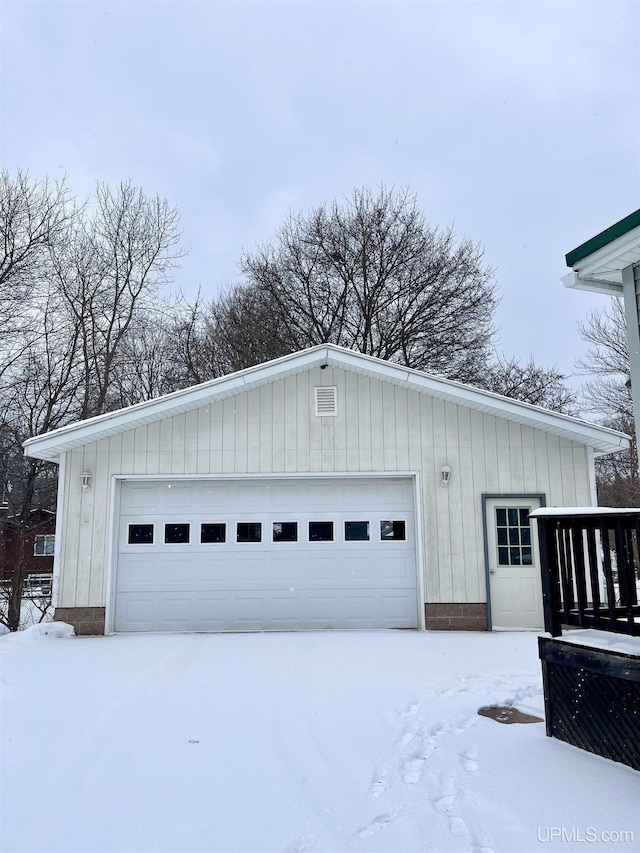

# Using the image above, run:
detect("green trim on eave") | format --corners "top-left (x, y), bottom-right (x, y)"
top-left (566, 209), bottom-right (640, 268)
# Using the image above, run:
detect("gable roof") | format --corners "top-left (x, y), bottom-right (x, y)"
top-left (23, 344), bottom-right (628, 462)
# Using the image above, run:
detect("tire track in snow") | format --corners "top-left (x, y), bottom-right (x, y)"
top-left (63, 635), bottom-right (208, 788)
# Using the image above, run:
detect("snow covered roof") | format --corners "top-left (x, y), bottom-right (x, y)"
top-left (23, 344), bottom-right (629, 462)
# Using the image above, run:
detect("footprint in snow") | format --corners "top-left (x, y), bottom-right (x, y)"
top-left (399, 728), bottom-right (416, 748)
top-left (459, 745), bottom-right (479, 775)
top-left (282, 834), bottom-right (317, 853)
top-left (473, 833), bottom-right (496, 853)
top-left (400, 702), bottom-right (420, 717)
top-left (433, 795), bottom-right (472, 841)
top-left (453, 714), bottom-right (478, 734)
top-left (432, 772), bottom-right (473, 842)
top-left (369, 767), bottom-right (389, 799)
top-left (403, 757), bottom-right (425, 785)
top-left (357, 813), bottom-right (397, 838)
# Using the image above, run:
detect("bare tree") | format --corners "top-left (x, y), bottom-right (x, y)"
top-left (577, 297), bottom-right (639, 505)
top-left (51, 180), bottom-right (184, 418)
top-left (0, 169), bottom-right (74, 376)
top-left (479, 354), bottom-right (577, 412)
top-left (0, 288), bottom-right (83, 630)
top-left (240, 185), bottom-right (499, 382)
top-left (0, 173), bottom-right (185, 629)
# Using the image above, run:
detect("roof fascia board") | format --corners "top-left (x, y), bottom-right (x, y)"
top-left (326, 346), bottom-right (628, 454)
top-left (23, 343), bottom-right (629, 461)
top-left (562, 270), bottom-right (624, 296)
top-left (565, 210), bottom-right (640, 267)
top-left (24, 346), bottom-right (330, 461)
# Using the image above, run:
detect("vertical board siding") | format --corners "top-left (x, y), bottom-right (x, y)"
top-left (57, 367), bottom-right (596, 609)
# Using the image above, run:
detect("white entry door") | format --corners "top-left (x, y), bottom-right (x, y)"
top-left (486, 496), bottom-right (543, 629)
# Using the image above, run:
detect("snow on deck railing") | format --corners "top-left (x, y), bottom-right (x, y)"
top-left (531, 508), bottom-right (640, 637)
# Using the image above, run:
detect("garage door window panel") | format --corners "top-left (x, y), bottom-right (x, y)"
top-left (237, 522), bottom-right (262, 543)
top-left (345, 521), bottom-right (370, 541)
top-left (309, 521), bottom-right (333, 542)
top-left (165, 524), bottom-right (190, 544)
top-left (380, 520), bottom-right (406, 541)
top-left (273, 522), bottom-right (298, 542)
top-left (128, 524), bottom-right (154, 545)
top-left (201, 523), bottom-right (226, 544)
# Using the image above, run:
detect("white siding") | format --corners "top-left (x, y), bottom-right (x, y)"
top-left (57, 366), bottom-right (595, 610)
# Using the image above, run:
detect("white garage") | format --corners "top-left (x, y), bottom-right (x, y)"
top-left (23, 343), bottom-right (628, 635)
top-left (115, 476), bottom-right (419, 632)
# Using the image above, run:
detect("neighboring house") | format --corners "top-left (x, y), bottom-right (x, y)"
top-left (0, 509), bottom-right (55, 588)
top-left (23, 345), bottom-right (628, 636)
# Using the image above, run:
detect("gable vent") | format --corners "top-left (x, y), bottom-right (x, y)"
top-left (314, 386), bottom-right (338, 417)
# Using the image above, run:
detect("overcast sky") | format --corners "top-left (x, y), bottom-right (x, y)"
top-left (2, 0), bottom-right (638, 392)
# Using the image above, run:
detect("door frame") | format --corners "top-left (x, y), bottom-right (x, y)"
top-left (481, 493), bottom-right (546, 630)
top-left (105, 472), bottom-right (425, 634)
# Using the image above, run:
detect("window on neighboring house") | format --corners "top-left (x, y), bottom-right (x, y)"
top-left (33, 534), bottom-right (55, 556)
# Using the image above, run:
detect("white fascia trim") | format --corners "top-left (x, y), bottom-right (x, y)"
top-left (50, 452), bottom-right (66, 612)
top-left (111, 471), bottom-right (421, 482)
top-left (329, 347), bottom-right (629, 453)
top-left (23, 342), bottom-right (629, 460)
top-left (24, 346), bottom-right (331, 462)
top-left (565, 224), bottom-right (640, 289)
top-left (562, 270), bottom-right (623, 296)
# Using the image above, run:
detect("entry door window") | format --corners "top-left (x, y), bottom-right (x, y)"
top-left (495, 507), bottom-right (532, 566)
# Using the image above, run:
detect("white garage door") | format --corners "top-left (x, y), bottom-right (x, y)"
top-left (114, 477), bottom-right (419, 632)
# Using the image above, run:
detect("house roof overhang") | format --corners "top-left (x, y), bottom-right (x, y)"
top-left (23, 344), bottom-right (630, 463)
top-left (562, 209), bottom-right (640, 295)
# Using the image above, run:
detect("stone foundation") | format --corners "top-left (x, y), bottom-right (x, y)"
top-left (54, 607), bottom-right (106, 636)
top-left (424, 603), bottom-right (488, 631)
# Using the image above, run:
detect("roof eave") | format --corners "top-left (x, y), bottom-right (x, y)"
top-left (566, 209), bottom-right (640, 267)
top-left (563, 214), bottom-right (640, 294)
top-left (23, 344), bottom-right (630, 461)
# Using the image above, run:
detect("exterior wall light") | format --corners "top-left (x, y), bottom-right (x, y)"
top-left (80, 472), bottom-right (92, 492)
top-left (440, 465), bottom-right (451, 487)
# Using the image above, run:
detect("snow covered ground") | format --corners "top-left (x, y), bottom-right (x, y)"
top-left (1, 628), bottom-right (638, 853)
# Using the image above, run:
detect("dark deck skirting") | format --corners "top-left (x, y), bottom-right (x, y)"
top-left (539, 636), bottom-right (640, 771)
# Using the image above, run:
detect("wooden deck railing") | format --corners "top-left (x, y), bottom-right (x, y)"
top-left (531, 508), bottom-right (640, 637)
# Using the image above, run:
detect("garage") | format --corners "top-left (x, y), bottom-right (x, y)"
top-left (114, 476), bottom-right (419, 632)
top-left (24, 344), bottom-right (627, 635)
